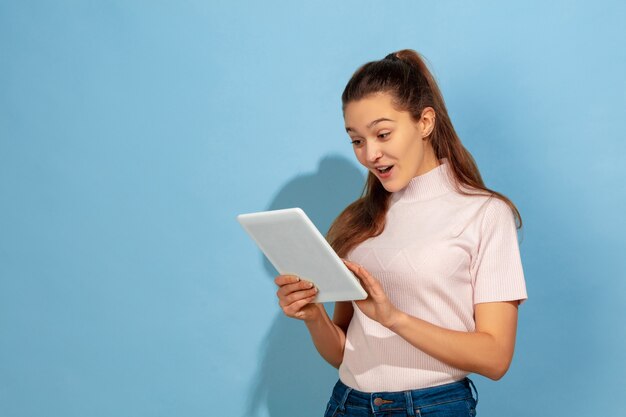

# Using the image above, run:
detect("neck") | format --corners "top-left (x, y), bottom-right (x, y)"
top-left (391, 158), bottom-right (454, 202)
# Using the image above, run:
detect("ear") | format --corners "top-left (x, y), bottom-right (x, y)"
top-left (419, 107), bottom-right (436, 139)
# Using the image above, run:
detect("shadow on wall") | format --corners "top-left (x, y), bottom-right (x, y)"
top-left (243, 154), bottom-right (365, 417)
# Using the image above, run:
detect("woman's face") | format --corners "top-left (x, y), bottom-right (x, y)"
top-left (344, 92), bottom-right (438, 192)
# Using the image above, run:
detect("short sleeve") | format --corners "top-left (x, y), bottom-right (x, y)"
top-left (470, 197), bottom-right (528, 306)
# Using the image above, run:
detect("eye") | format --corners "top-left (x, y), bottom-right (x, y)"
top-left (378, 132), bottom-right (391, 140)
top-left (350, 138), bottom-right (363, 146)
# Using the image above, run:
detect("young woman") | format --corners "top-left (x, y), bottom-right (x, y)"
top-left (274, 49), bottom-right (528, 417)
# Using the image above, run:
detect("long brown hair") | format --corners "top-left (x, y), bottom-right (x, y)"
top-left (327, 49), bottom-right (522, 257)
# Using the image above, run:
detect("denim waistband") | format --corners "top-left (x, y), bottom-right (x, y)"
top-left (331, 377), bottom-right (478, 415)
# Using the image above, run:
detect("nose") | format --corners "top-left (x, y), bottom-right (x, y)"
top-left (366, 142), bottom-right (383, 163)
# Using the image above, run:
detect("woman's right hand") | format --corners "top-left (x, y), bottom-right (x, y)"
top-left (274, 275), bottom-right (320, 321)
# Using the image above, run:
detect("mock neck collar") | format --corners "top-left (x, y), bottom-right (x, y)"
top-left (390, 158), bottom-right (455, 203)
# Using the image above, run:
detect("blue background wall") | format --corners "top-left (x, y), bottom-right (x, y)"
top-left (1, 1), bottom-right (625, 416)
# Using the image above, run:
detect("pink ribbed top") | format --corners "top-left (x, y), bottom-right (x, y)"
top-left (338, 158), bottom-right (528, 392)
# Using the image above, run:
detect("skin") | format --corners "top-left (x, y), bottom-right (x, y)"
top-left (344, 92), bottom-right (439, 192)
top-left (274, 92), bottom-right (520, 380)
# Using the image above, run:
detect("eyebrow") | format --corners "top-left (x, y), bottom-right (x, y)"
top-left (345, 117), bottom-right (395, 134)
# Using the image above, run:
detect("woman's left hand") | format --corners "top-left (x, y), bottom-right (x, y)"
top-left (343, 259), bottom-right (402, 329)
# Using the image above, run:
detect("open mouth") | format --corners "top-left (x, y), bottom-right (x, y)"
top-left (376, 165), bottom-right (393, 174)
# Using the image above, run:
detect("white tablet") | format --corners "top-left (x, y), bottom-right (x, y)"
top-left (237, 207), bottom-right (367, 303)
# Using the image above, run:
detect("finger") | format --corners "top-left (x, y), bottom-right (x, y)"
top-left (276, 281), bottom-right (316, 304)
top-left (344, 261), bottom-right (372, 285)
top-left (284, 293), bottom-right (318, 316)
top-left (359, 271), bottom-right (383, 297)
top-left (345, 262), bottom-right (382, 297)
top-left (274, 274), bottom-right (300, 286)
top-left (342, 259), bottom-right (355, 268)
top-left (357, 265), bottom-right (376, 287)
top-left (276, 279), bottom-right (315, 298)
top-left (342, 261), bottom-right (371, 289)
top-left (355, 276), bottom-right (376, 299)
top-left (344, 260), bottom-right (371, 281)
top-left (279, 285), bottom-right (318, 307)
top-left (343, 260), bottom-right (361, 275)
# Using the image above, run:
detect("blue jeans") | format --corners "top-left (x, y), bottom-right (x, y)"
top-left (323, 378), bottom-right (478, 417)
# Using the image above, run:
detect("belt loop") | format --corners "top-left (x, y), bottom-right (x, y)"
top-left (338, 384), bottom-right (352, 412)
top-left (404, 390), bottom-right (415, 416)
top-left (467, 377), bottom-right (479, 406)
